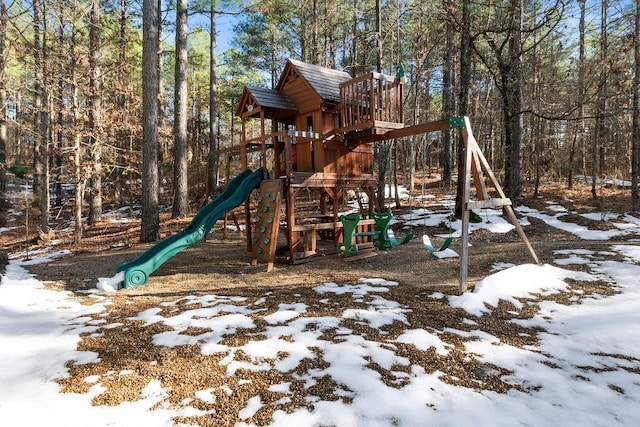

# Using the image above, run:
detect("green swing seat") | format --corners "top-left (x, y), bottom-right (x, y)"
top-left (422, 234), bottom-right (453, 253)
top-left (338, 210), bottom-right (413, 256)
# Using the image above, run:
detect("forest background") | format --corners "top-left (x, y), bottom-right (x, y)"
top-left (0, 0), bottom-right (638, 245)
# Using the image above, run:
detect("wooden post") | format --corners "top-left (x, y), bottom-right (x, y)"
top-left (241, 118), bottom-right (254, 251)
top-left (460, 121), bottom-right (474, 293)
top-left (284, 130), bottom-right (298, 260)
top-left (260, 110), bottom-right (267, 170)
top-left (241, 118), bottom-right (247, 169)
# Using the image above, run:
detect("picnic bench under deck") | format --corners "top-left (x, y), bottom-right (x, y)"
top-left (274, 170), bottom-right (377, 263)
top-left (283, 218), bottom-right (379, 264)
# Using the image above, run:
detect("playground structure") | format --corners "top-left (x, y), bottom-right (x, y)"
top-left (118, 59), bottom-right (538, 290)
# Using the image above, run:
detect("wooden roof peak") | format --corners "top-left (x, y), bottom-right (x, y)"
top-left (277, 59), bottom-right (352, 104)
top-left (236, 85), bottom-right (297, 117)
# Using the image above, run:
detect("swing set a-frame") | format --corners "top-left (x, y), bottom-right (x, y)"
top-left (214, 59), bottom-right (538, 292)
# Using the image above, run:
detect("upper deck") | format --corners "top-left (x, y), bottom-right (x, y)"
top-left (339, 72), bottom-right (404, 135)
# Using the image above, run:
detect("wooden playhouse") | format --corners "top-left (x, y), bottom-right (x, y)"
top-left (220, 59), bottom-right (406, 265)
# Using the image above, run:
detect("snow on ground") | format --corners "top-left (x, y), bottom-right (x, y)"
top-left (1, 200), bottom-right (640, 425)
top-left (0, 255), bottom-right (177, 426)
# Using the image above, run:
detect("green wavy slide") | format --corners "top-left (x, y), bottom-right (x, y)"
top-left (117, 168), bottom-right (264, 288)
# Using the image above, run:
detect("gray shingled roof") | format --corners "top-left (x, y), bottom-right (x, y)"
top-left (287, 59), bottom-right (352, 103)
top-left (246, 85), bottom-right (297, 111)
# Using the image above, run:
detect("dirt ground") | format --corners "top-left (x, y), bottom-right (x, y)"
top-left (9, 180), bottom-right (632, 295)
top-left (2, 179), bottom-right (637, 426)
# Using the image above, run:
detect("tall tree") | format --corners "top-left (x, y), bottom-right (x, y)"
top-left (232, 12), bottom-right (285, 88)
top-left (62, 0), bottom-right (86, 244)
top-left (88, 0), bottom-right (103, 224)
top-left (442, 0), bottom-right (455, 183)
top-left (454, 0), bottom-right (472, 218)
top-left (208, 1), bottom-right (220, 198)
top-left (114, 0), bottom-right (131, 208)
top-left (473, 0), bottom-right (562, 199)
top-left (172, 0), bottom-right (189, 217)
top-left (632, 0), bottom-right (640, 211)
top-left (72, 52), bottom-right (83, 244)
top-left (568, 0), bottom-right (587, 190)
top-left (0, 0), bottom-right (7, 227)
top-left (592, 0), bottom-right (608, 205)
top-left (504, 0), bottom-right (524, 199)
top-left (37, 0), bottom-right (50, 234)
top-left (32, 0), bottom-right (42, 198)
top-left (141, 0), bottom-right (160, 242)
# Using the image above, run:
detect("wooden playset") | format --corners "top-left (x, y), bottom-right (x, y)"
top-left (116, 59), bottom-right (538, 291)
top-left (219, 59), bottom-right (538, 290)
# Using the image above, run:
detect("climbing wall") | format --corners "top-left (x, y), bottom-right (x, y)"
top-left (251, 179), bottom-right (283, 271)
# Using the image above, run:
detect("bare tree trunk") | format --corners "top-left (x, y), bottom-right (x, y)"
top-left (55, 72), bottom-right (63, 207)
top-left (592, 0), bottom-right (608, 206)
top-left (115, 0), bottom-right (129, 208)
top-left (141, 0), bottom-right (160, 242)
top-left (374, 0), bottom-right (382, 73)
top-left (532, 11), bottom-right (541, 198)
top-left (74, 134), bottom-right (84, 244)
top-left (73, 84), bottom-right (84, 245)
top-left (442, 0), bottom-right (455, 184)
top-left (208, 2), bottom-right (219, 198)
top-left (88, 0), bottom-right (103, 224)
top-left (374, 0), bottom-right (386, 211)
top-left (325, 0), bottom-right (335, 68)
top-left (455, 0), bottom-right (471, 218)
top-left (568, 0), bottom-right (587, 190)
top-left (156, 0), bottom-right (164, 190)
top-left (32, 0), bottom-right (42, 198)
top-left (632, 0), bottom-right (640, 211)
top-left (172, 0), bottom-right (189, 217)
top-left (504, 0), bottom-right (524, 199)
top-left (533, 117), bottom-right (543, 197)
top-left (38, 1), bottom-right (50, 234)
top-left (68, 2), bottom-right (83, 244)
top-left (0, 0), bottom-right (7, 227)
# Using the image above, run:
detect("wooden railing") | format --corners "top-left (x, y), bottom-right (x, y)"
top-left (340, 72), bottom-right (404, 132)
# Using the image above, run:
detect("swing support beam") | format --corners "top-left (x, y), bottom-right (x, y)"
top-left (396, 117), bottom-right (539, 291)
top-left (454, 116), bottom-right (540, 292)
top-left (342, 115), bottom-right (539, 292)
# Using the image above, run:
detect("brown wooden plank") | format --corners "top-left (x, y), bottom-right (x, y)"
top-left (504, 205), bottom-right (540, 264)
top-left (471, 152), bottom-right (489, 200)
top-left (467, 198), bottom-right (512, 210)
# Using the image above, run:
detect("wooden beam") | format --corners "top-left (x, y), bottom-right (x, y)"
top-left (385, 119), bottom-right (450, 139)
top-left (471, 152), bottom-right (489, 200)
top-left (340, 119), bottom-right (452, 148)
top-left (288, 172), bottom-right (375, 188)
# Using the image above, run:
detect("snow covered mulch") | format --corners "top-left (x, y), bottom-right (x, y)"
top-left (2, 245), bottom-right (640, 426)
